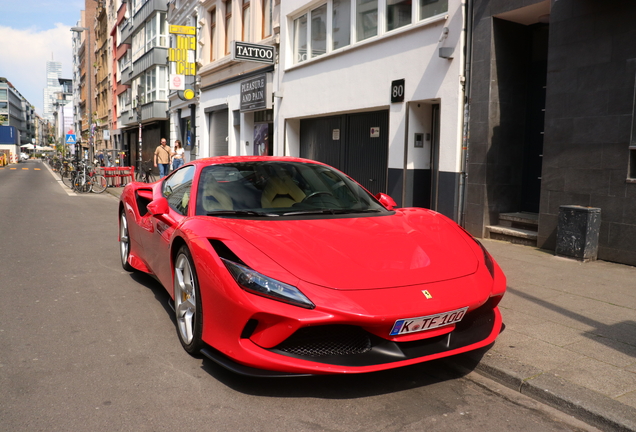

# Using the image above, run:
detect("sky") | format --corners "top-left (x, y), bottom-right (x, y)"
top-left (0, 0), bottom-right (85, 116)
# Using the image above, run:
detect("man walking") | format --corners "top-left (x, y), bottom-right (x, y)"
top-left (154, 138), bottom-right (171, 178)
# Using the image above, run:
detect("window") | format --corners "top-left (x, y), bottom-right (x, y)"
top-left (356, 0), bottom-right (377, 41)
top-left (293, 14), bottom-right (307, 64)
top-left (293, 0), bottom-right (446, 64)
top-left (242, 0), bottom-right (251, 41)
top-left (142, 66), bottom-right (168, 103)
top-left (332, 0), bottom-right (351, 50)
top-left (225, 0), bottom-right (233, 55)
top-left (262, 0), bottom-right (272, 39)
top-left (132, 29), bottom-right (145, 62)
top-left (146, 13), bottom-right (168, 50)
top-left (311, 4), bottom-right (327, 58)
top-left (387, 0), bottom-right (411, 31)
top-left (420, 0), bottom-right (447, 21)
top-left (210, 8), bottom-right (217, 60)
top-left (118, 51), bottom-right (130, 75)
top-left (163, 165), bottom-right (195, 215)
top-left (0, 89), bottom-right (7, 100)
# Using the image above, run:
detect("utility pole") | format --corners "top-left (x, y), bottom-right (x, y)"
top-left (136, 86), bottom-right (142, 176)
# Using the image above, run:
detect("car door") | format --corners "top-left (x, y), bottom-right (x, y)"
top-left (146, 165), bottom-right (196, 290)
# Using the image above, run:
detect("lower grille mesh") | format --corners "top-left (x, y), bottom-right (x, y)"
top-left (275, 325), bottom-right (372, 357)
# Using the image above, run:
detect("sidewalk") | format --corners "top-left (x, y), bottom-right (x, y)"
top-left (107, 183), bottom-right (635, 429)
top-left (456, 239), bottom-right (636, 432)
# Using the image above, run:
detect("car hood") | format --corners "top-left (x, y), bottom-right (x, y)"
top-left (217, 209), bottom-right (479, 290)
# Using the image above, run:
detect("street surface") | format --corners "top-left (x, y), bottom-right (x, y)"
top-left (0, 160), bottom-right (599, 431)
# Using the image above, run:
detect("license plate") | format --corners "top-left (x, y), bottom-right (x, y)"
top-left (390, 307), bottom-right (469, 336)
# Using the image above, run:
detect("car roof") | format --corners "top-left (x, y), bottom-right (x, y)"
top-left (187, 155), bottom-right (329, 167)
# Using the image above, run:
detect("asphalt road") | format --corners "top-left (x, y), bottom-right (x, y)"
top-left (0, 160), bottom-right (599, 432)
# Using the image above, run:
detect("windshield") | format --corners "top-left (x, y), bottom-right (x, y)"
top-left (195, 161), bottom-right (388, 217)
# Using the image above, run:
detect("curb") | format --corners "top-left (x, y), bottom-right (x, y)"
top-left (452, 349), bottom-right (636, 432)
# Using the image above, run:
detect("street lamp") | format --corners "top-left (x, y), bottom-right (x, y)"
top-left (70, 26), bottom-right (93, 163)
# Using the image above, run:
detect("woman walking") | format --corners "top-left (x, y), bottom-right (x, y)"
top-left (171, 140), bottom-right (185, 170)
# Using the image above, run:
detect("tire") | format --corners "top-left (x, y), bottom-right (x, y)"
top-left (135, 171), bottom-right (144, 182)
top-left (147, 173), bottom-right (156, 183)
top-left (91, 174), bottom-right (107, 193)
top-left (174, 245), bottom-right (204, 354)
top-left (61, 171), bottom-right (73, 188)
top-left (119, 211), bottom-right (134, 271)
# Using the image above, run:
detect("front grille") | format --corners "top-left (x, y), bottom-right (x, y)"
top-left (275, 325), bottom-right (372, 357)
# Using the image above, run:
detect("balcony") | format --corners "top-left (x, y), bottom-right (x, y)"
top-left (120, 47), bottom-right (168, 86)
top-left (117, 100), bottom-right (168, 128)
top-left (119, 0), bottom-right (168, 45)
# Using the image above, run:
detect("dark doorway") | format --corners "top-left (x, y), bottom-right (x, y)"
top-left (521, 24), bottom-right (548, 213)
top-left (300, 110), bottom-right (389, 195)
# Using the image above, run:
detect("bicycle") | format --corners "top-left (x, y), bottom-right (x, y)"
top-left (136, 160), bottom-right (156, 183)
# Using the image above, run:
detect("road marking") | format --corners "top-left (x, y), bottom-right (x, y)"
top-left (34, 168), bottom-right (40, 170)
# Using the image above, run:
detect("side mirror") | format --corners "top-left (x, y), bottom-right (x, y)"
top-left (375, 193), bottom-right (397, 210)
top-left (147, 197), bottom-right (169, 216)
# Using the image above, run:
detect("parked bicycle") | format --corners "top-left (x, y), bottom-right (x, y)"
top-left (61, 160), bottom-right (107, 194)
top-left (135, 160), bottom-right (156, 183)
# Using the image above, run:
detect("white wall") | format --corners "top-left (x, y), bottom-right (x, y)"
top-left (277, 0), bottom-right (465, 173)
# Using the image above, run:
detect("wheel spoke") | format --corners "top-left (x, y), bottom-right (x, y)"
top-left (174, 252), bottom-right (197, 346)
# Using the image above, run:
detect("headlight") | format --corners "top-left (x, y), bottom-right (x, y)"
top-left (221, 258), bottom-right (315, 309)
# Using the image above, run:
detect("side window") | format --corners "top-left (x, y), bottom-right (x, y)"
top-left (163, 166), bottom-right (196, 215)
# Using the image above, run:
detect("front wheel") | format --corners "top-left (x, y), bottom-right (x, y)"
top-left (174, 246), bottom-right (203, 354)
top-left (91, 174), bottom-right (107, 193)
top-left (119, 211), bottom-right (134, 271)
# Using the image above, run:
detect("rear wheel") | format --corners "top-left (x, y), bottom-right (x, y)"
top-left (174, 246), bottom-right (204, 354)
top-left (119, 210), bottom-right (134, 271)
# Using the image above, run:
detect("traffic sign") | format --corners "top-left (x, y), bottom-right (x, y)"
top-left (66, 134), bottom-right (76, 144)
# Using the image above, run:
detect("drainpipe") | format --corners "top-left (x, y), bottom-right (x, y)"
top-left (458, 0), bottom-right (474, 227)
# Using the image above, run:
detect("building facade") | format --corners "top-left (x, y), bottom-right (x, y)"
top-left (0, 78), bottom-right (37, 161)
top-left (465, 0), bottom-right (636, 266)
top-left (117, 0), bottom-right (171, 169)
top-left (278, 0), bottom-right (463, 214)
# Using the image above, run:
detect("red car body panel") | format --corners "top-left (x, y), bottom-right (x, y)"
top-left (118, 156), bottom-right (506, 375)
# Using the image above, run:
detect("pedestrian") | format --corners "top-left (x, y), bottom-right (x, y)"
top-left (154, 138), bottom-right (171, 178)
top-left (171, 140), bottom-right (184, 170)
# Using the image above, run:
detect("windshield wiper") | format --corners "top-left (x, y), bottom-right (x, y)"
top-left (207, 210), bottom-right (278, 217)
top-left (282, 208), bottom-right (382, 216)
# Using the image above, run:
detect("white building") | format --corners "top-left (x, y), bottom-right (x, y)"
top-left (277, 0), bottom-right (465, 216)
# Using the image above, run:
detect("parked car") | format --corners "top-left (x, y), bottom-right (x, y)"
top-left (118, 156), bottom-right (506, 376)
top-left (19, 153), bottom-right (29, 161)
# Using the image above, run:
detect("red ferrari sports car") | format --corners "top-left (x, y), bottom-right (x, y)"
top-left (118, 156), bottom-right (506, 376)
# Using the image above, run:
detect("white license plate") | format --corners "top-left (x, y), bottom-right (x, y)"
top-left (390, 307), bottom-right (469, 336)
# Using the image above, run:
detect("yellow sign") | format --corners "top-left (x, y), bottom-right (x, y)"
top-left (168, 35), bottom-right (197, 76)
top-left (183, 89), bottom-right (195, 100)
top-left (169, 25), bottom-right (196, 35)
